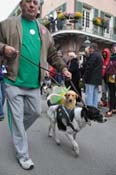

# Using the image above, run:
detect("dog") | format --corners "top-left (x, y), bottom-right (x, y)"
top-left (40, 75), bottom-right (52, 96)
top-left (47, 90), bottom-right (78, 107)
top-left (47, 90), bottom-right (107, 157)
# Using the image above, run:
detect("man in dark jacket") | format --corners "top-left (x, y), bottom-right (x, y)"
top-left (84, 43), bottom-right (103, 108)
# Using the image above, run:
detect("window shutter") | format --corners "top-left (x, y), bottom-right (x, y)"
top-left (99, 11), bottom-right (105, 36)
top-left (75, 0), bottom-right (83, 12)
top-left (94, 8), bottom-right (98, 17)
top-left (100, 11), bottom-right (105, 18)
top-left (114, 17), bottom-right (116, 25)
top-left (93, 8), bottom-right (99, 34)
top-left (62, 3), bottom-right (66, 12)
top-left (113, 17), bottom-right (116, 35)
top-left (75, 0), bottom-right (83, 29)
top-left (60, 3), bottom-right (66, 12)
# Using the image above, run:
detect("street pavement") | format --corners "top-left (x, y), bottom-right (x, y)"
top-left (0, 95), bottom-right (116, 175)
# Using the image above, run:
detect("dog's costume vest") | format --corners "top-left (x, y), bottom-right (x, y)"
top-left (56, 105), bottom-right (76, 131)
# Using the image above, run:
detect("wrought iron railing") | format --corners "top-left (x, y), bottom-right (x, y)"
top-left (42, 18), bottom-right (116, 41)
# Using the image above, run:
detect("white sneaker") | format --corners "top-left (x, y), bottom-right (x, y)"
top-left (18, 158), bottom-right (34, 170)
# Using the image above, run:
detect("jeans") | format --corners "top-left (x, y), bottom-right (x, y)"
top-left (85, 84), bottom-right (99, 108)
top-left (0, 80), bottom-right (5, 118)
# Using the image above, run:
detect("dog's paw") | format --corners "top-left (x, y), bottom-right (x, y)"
top-left (73, 143), bottom-right (79, 157)
top-left (48, 132), bottom-right (53, 137)
top-left (74, 147), bottom-right (79, 157)
top-left (55, 138), bottom-right (61, 145)
top-left (48, 128), bottom-right (53, 137)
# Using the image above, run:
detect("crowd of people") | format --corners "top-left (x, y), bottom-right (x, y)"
top-left (41, 43), bottom-right (116, 116)
top-left (0, 0), bottom-right (116, 171)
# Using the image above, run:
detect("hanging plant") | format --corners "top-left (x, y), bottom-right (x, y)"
top-left (57, 12), bottom-right (66, 20)
top-left (93, 17), bottom-right (102, 25)
top-left (57, 11), bottom-right (83, 20)
top-left (93, 17), bottom-right (107, 28)
top-left (68, 12), bottom-right (82, 23)
top-left (101, 18), bottom-right (108, 28)
top-left (74, 12), bottom-right (83, 19)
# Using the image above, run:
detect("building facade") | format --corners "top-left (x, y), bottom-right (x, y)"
top-left (42, 0), bottom-right (116, 60)
top-left (10, 0), bottom-right (116, 74)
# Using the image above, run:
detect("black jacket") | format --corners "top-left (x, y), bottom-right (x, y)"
top-left (83, 51), bottom-right (102, 85)
top-left (68, 58), bottom-right (80, 84)
top-left (65, 58), bottom-right (81, 96)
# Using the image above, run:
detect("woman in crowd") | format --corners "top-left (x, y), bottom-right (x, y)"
top-left (65, 52), bottom-right (81, 100)
top-left (99, 48), bottom-right (110, 107)
top-left (105, 44), bottom-right (116, 117)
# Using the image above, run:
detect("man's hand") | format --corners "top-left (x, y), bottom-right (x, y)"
top-left (62, 67), bottom-right (72, 79)
top-left (4, 45), bottom-right (19, 58)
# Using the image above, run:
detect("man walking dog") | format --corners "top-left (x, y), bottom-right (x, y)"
top-left (0, 0), bottom-right (71, 170)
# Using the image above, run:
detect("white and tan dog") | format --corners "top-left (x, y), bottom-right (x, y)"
top-left (47, 90), bottom-right (107, 157)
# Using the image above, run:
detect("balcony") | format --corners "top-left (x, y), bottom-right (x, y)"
top-left (44, 18), bottom-right (116, 47)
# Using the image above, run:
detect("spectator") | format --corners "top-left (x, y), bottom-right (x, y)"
top-left (65, 52), bottom-right (81, 99)
top-left (99, 48), bottom-right (110, 107)
top-left (80, 47), bottom-right (90, 92)
top-left (83, 43), bottom-right (103, 108)
top-left (55, 50), bottom-right (65, 85)
top-left (80, 47), bottom-right (90, 79)
top-left (105, 44), bottom-right (116, 117)
top-left (0, 0), bottom-right (71, 170)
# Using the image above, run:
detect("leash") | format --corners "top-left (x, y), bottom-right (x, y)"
top-left (21, 54), bottom-right (86, 105)
top-left (21, 55), bottom-right (90, 124)
top-left (69, 80), bottom-right (86, 106)
top-left (39, 66), bottom-right (61, 86)
top-left (21, 54), bottom-right (61, 86)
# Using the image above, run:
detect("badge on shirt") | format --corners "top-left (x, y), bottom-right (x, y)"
top-left (30, 29), bottom-right (36, 35)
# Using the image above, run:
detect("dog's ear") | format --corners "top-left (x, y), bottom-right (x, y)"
top-left (76, 93), bottom-right (78, 99)
top-left (75, 93), bottom-right (79, 102)
top-left (64, 93), bottom-right (68, 98)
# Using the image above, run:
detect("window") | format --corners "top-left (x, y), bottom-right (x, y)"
top-left (105, 15), bottom-right (111, 33)
top-left (82, 8), bottom-right (90, 28)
